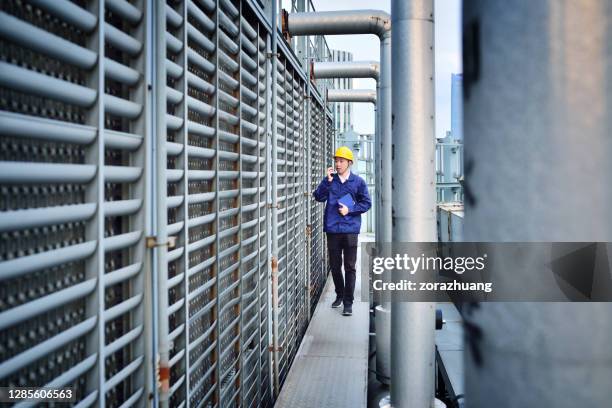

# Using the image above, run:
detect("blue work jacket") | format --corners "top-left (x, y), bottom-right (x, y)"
top-left (313, 172), bottom-right (372, 234)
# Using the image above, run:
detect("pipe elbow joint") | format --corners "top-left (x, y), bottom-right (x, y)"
top-left (368, 10), bottom-right (392, 39)
top-left (369, 62), bottom-right (381, 81)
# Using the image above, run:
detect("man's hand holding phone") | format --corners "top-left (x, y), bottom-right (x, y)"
top-left (327, 167), bottom-right (334, 182)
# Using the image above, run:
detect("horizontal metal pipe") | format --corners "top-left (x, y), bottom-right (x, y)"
top-left (105, 0), bottom-right (142, 25)
top-left (167, 273), bottom-right (184, 291)
top-left (104, 94), bottom-right (143, 119)
top-left (241, 50), bottom-right (257, 71)
top-left (104, 325), bottom-right (143, 357)
top-left (219, 9), bottom-right (239, 36)
top-left (0, 111), bottom-right (96, 145)
top-left (219, 50), bottom-right (239, 72)
top-left (104, 356), bottom-right (143, 392)
top-left (0, 11), bottom-right (97, 69)
top-left (104, 165), bottom-right (143, 183)
top-left (166, 87), bottom-right (184, 105)
top-left (0, 278), bottom-right (97, 331)
top-left (241, 34), bottom-right (257, 56)
top-left (188, 236), bottom-right (216, 254)
top-left (0, 161), bottom-right (96, 184)
top-left (166, 4), bottom-right (182, 28)
top-left (105, 294), bottom-right (143, 324)
top-left (287, 10), bottom-right (391, 39)
top-left (0, 316), bottom-right (97, 380)
top-left (0, 203), bottom-right (97, 233)
top-left (166, 169), bottom-right (184, 182)
top-left (313, 61), bottom-right (379, 81)
top-left (0, 62), bottom-right (97, 107)
top-left (220, 0), bottom-right (238, 18)
top-left (188, 49), bottom-right (215, 75)
top-left (166, 59), bottom-right (183, 79)
top-left (28, 0), bottom-right (97, 32)
top-left (105, 58), bottom-right (140, 86)
top-left (187, 2), bottom-right (213, 32)
top-left (219, 110), bottom-right (239, 126)
top-left (166, 32), bottom-right (183, 54)
top-left (166, 114), bottom-right (183, 130)
top-left (104, 231), bottom-right (142, 252)
top-left (0, 241), bottom-right (96, 280)
top-left (219, 90), bottom-right (239, 107)
top-left (188, 72), bottom-right (215, 95)
top-left (105, 22), bottom-right (142, 56)
top-left (167, 325), bottom-right (184, 344)
top-left (166, 221), bottom-right (184, 236)
top-left (240, 16), bottom-right (256, 39)
top-left (188, 170), bottom-right (215, 181)
top-left (188, 120), bottom-right (214, 137)
top-left (241, 84), bottom-right (257, 101)
top-left (103, 262), bottom-right (143, 287)
top-left (196, 0), bottom-right (215, 13)
top-left (188, 145), bottom-right (215, 159)
top-left (188, 96), bottom-right (215, 117)
top-left (219, 70), bottom-right (239, 89)
top-left (188, 23), bottom-right (215, 53)
top-left (103, 199), bottom-right (143, 217)
top-left (46, 354), bottom-right (97, 390)
top-left (327, 88), bottom-right (377, 104)
top-left (219, 30), bottom-right (239, 54)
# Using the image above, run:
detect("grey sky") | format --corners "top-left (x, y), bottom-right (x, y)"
top-left (281, 0), bottom-right (462, 139)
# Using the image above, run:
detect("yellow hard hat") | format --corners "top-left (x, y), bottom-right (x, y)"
top-left (334, 146), bottom-right (354, 162)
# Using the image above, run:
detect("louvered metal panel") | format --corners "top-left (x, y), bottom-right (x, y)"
top-left (0, 0), bottom-right (149, 406)
top-left (0, 1), bottom-right (333, 407)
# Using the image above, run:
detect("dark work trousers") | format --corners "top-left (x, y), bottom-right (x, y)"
top-left (327, 233), bottom-right (359, 305)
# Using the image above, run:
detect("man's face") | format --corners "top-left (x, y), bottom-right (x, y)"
top-left (334, 157), bottom-right (350, 175)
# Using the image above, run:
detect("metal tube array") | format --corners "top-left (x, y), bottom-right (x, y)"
top-left (0, 0), bottom-right (332, 407)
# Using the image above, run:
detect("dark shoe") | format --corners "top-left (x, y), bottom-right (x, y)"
top-left (342, 304), bottom-right (353, 316)
top-left (331, 297), bottom-right (343, 308)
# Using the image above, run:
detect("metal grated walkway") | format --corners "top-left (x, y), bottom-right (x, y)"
top-left (275, 237), bottom-right (370, 408)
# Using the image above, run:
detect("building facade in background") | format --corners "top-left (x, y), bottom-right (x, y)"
top-left (331, 49), bottom-right (354, 135)
top-left (451, 73), bottom-right (463, 141)
top-left (436, 73), bottom-right (464, 202)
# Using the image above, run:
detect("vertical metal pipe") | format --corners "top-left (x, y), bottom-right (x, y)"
top-left (86, 0), bottom-right (105, 404)
top-left (376, 34), bottom-right (393, 388)
top-left (270, 0), bottom-right (281, 397)
top-left (179, 0), bottom-right (190, 402)
top-left (463, 2), bottom-right (612, 407)
top-left (379, 36), bottom-right (392, 246)
top-left (144, 0), bottom-right (157, 402)
top-left (305, 86), bottom-right (312, 320)
top-left (264, 32), bottom-right (274, 403)
top-left (154, 0), bottom-right (170, 406)
top-left (213, 1), bottom-right (222, 404)
top-left (255, 20), bottom-right (263, 406)
top-left (236, 3), bottom-right (244, 404)
top-left (304, 4), bottom-right (312, 322)
top-left (391, 1), bottom-right (436, 408)
top-left (373, 80), bottom-right (380, 306)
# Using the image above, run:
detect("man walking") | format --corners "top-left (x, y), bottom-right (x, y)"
top-left (313, 146), bottom-right (371, 316)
